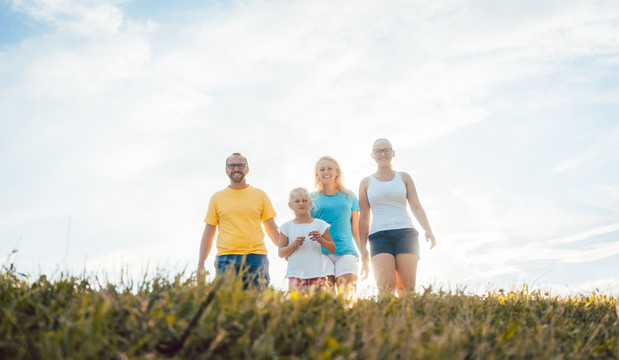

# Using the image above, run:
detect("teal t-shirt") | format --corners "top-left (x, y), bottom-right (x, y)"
top-left (310, 191), bottom-right (359, 256)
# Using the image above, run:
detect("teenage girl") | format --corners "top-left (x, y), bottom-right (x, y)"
top-left (358, 138), bottom-right (436, 294)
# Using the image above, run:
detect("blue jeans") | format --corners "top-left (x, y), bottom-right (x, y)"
top-left (215, 254), bottom-right (270, 289)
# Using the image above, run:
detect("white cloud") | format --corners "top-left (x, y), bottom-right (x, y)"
top-left (521, 241), bottom-right (619, 264)
top-left (444, 180), bottom-right (607, 240)
top-left (8, 0), bottom-right (125, 37)
top-left (552, 126), bottom-right (619, 174)
top-left (16, 35), bottom-right (151, 98)
top-left (418, 231), bottom-right (522, 286)
top-left (549, 222), bottom-right (619, 245)
top-left (542, 278), bottom-right (619, 297)
top-left (450, 224), bottom-right (619, 266)
top-left (422, 222), bottom-right (619, 293)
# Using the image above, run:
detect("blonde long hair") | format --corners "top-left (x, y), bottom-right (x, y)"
top-left (313, 155), bottom-right (351, 197)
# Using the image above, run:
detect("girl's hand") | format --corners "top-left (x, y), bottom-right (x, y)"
top-left (294, 236), bottom-right (305, 247)
top-left (308, 231), bottom-right (322, 242)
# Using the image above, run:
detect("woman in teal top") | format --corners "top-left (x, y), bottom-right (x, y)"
top-left (310, 155), bottom-right (369, 300)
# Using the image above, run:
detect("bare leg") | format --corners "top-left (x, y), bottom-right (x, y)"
top-left (371, 253), bottom-right (396, 295)
top-left (395, 270), bottom-right (403, 291)
top-left (395, 253), bottom-right (419, 294)
top-left (335, 273), bottom-right (358, 301)
top-left (325, 275), bottom-right (337, 295)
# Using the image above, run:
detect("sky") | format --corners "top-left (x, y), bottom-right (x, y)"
top-left (1, 0), bottom-right (618, 296)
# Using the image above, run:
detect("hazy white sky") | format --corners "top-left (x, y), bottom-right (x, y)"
top-left (1, 0), bottom-right (618, 295)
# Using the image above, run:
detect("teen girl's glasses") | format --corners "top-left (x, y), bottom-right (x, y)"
top-left (373, 148), bottom-right (392, 155)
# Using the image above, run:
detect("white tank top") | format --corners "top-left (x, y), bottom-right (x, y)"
top-left (367, 171), bottom-right (414, 235)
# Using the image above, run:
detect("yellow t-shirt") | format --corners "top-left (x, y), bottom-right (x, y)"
top-left (204, 186), bottom-right (276, 256)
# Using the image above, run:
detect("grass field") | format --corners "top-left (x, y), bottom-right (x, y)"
top-left (1, 263), bottom-right (617, 359)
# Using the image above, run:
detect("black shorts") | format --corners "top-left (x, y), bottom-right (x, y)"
top-left (368, 228), bottom-right (420, 257)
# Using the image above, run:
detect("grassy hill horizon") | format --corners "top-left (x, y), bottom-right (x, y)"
top-left (2, 261), bottom-right (618, 359)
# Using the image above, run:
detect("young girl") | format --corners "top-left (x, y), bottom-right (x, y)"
top-left (278, 187), bottom-right (336, 292)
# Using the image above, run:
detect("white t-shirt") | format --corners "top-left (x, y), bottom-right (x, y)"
top-left (279, 218), bottom-right (330, 279)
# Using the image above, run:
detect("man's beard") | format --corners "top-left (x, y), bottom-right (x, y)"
top-left (229, 171), bottom-right (245, 182)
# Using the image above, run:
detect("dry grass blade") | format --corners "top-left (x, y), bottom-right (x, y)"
top-left (155, 279), bottom-right (223, 356)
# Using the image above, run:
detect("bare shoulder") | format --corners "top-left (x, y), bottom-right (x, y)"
top-left (359, 176), bottom-right (371, 189)
top-left (399, 171), bottom-right (414, 183)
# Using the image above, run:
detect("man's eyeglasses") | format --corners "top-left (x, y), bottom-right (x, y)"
top-left (373, 148), bottom-right (393, 155)
top-left (227, 163), bottom-right (248, 169)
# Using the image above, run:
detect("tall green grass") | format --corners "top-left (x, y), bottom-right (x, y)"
top-left (1, 263), bottom-right (617, 359)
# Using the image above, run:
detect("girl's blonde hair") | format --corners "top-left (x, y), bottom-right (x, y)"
top-left (313, 155), bottom-right (351, 197)
top-left (288, 187), bottom-right (311, 203)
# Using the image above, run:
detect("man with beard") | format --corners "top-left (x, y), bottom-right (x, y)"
top-left (197, 153), bottom-right (279, 289)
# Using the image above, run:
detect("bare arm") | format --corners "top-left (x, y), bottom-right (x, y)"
top-left (402, 172), bottom-right (436, 249)
top-left (357, 177), bottom-right (371, 262)
top-left (198, 223), bottom-right (217, 272)
top-left (351, 208), bottom-right (369, 280)
top-left (263, 218), bottom-right (279, 247)
top-left (278, 232), bottom-right (304, 258)
top-left (309, 228), bottom-right (336, 253)
top-left (351, 210), bottom-right (361, 250)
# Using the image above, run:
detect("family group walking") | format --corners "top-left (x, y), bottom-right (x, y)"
top-left (197, 138), bottom-right (436, 297)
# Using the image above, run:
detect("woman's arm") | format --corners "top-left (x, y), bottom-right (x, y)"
top-left (351, 209), bottom-right (369, 280)
top-left (357, 177), bottom-right (371, 262)
top-left (402, 172), bottom-right (436, 249)
top-left (350, 210), bottom-right (361, 251)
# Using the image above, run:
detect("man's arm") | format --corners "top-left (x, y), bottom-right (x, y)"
top-left (198, 223), bottom-right (217, 272)
top-left (263, 218), bottom-right (279, 247)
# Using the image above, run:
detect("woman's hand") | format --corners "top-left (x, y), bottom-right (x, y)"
top-left (425, 231), bottom-right (436, 249)
top-left (359, 257), bottom-right (370, 280)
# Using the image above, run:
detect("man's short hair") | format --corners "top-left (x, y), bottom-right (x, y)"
top-left (226, 152), bottom-right (248, 166)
